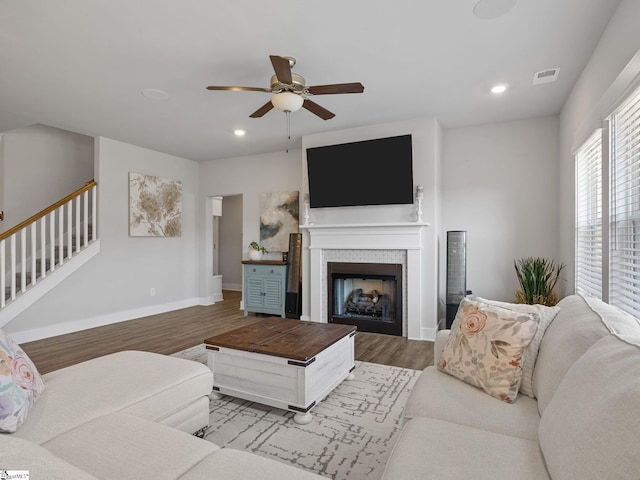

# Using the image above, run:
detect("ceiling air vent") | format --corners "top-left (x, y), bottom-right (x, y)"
top-left (533, 68), bottom-right (560, 85)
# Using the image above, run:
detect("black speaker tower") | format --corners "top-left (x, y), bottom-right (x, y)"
top-left (446, 231), bottom-right (467, 328)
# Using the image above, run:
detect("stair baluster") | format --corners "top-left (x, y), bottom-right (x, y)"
top-left (1, 180), bottom-right (98, 318)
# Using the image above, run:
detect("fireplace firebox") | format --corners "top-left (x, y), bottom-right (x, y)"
top-left (327, 262), bottom-right (402, 336)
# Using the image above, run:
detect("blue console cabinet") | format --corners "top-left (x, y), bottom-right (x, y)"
top-left (242, 260), bottom-right (287, 318)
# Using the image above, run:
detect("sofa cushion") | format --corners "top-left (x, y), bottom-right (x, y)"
top-left (538, 334), bottom-right (640, 480)
top-left (532, 295), bottom-right (640, 413)
top-left (439, 298), bottom-right (539, 403)
top-left (474, 297), bottom-right (559, 397)
top-left (381, 418), bottom-right (550, 480)
top-left (403, 366), bottom-right (540, 440)
top-left (581, 295), bottom-right (640, 336)
top-left (14, 350), bottom-right (213, 444)
top-left (0, 432), bottom-right (98, 479)
top-left (432, 329), bottom-right (449, 367)
top-left (0, 329), bottom-right (45, 433)
top-left (44, 412), bottom-right (220, 480)
top-left (180, 447), bottom-right (328, 480)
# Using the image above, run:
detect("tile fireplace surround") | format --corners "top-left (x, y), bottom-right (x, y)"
top-left (301, 222), bottom-right (430, 340)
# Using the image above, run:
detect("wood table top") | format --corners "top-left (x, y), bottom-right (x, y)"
top-left (241, 260), bottom-right (287, 265)
top-left (204, 317), bottom-right (356, 362)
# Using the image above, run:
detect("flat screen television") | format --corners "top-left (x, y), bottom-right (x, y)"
top-left (306, 134), bottom-right (414, 208)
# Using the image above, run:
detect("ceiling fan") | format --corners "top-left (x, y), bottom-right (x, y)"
top-left (206, 55), bottom-right (364, 120)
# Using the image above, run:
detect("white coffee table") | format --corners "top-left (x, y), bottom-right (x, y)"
top-left (204, 318), bottom-right (356, 424)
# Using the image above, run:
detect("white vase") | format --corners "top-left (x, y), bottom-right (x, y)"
top-left (249, 249), bottom-right (263, 261)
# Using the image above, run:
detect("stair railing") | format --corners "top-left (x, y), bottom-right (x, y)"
top-left (0, 180), bottom-right (97, 308)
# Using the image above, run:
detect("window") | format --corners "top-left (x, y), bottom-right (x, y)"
top-left (575, 85), bottom-right (640, 318)
top-left (575, 130), bottom-right (603, 299)
top-left (609, 87), bottom-right (640, 317)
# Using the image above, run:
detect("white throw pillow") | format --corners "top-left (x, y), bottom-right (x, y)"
top-left (438, 298), bottom-right (539, 403)
top-left (0, 329), bottom-right (45, 432)
top-left (475, 297), bottom-right (559, 397)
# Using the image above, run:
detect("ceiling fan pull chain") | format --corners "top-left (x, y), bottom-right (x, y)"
top-left (286, 110), bottom-right (291, 153)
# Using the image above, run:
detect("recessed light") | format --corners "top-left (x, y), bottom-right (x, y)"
top-left (233, 129), bottom-right (246, 137)
top-left (491, 84), bottom-right (508, 94)
top-left (141, 89), bottom-right (169, 101)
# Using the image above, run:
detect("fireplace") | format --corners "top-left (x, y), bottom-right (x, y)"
top-left (304, 222), bottom-right (432, 340)
top-left (327, 262), bottom-right (402, 336)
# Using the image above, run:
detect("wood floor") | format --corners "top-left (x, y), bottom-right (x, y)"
top-left (21, 290), bottom-right (434, 374)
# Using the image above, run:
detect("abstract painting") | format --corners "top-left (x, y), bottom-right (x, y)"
top-left (129, 172), bottom-right (182, 237)
top-left (259, 191), bottom-right (299, 252)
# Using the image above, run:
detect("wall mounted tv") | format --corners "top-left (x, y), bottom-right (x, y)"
top-left (306, 134), bottom-right (414, 208)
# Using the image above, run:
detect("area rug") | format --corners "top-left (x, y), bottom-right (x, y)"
top-left (172, 344), bottom-right (420, 480)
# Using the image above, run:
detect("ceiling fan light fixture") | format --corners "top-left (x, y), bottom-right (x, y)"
top-left (271, 91), bottom-right (304, 112)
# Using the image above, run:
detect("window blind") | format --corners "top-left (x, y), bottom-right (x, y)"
top-left (575, 130), bottom-right (603, 299)
top-left (609, 86), bottom-right (640, 318)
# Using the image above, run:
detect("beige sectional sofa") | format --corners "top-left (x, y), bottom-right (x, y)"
top-left (5, 294), bottom-right (638, 479)
top-left (382, 294), bottom-right (640, 479)
top-left (0, 349), bottom-right (325, 479)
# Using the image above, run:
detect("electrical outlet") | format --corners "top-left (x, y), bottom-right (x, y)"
top-left (150, 287), bottom-right (156, 297)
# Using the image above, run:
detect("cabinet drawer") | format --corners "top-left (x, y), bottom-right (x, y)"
top-left (246, 265), bottom-right (285, 277)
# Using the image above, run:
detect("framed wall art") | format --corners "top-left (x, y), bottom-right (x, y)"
top-left (259, 191), bottom-right (299, 252)
top-left (129, 172), bottom-right (182, 237)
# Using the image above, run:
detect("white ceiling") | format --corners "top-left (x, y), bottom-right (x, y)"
top-left (0, 0), bottom-right (622, 162)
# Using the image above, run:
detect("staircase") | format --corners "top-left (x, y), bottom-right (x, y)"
top-left (0, 181), bottom-right (100, 327)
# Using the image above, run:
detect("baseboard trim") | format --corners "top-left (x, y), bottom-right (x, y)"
top-left (212, 292), bottom-right (224, 302)
top-left (198, 293), bottom-right (223, 306)
top-left (418, 327), bottom-right (437, 342)
top-left (222, 283), bottom-right (242, 291)
top-left (198, 296), bottom-right (216, 306)
top-left (11, 296), bottom-right (201, 344)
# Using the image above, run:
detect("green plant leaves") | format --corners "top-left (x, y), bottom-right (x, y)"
top-left (514, 257), bottom-right (565, 306)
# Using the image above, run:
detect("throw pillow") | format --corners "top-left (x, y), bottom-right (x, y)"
top-left (474, 297), bottom-right (560, 398)
top-left (438, 298), bottom-right (539, 403)
top-left (0, 329), bottom-right (45, 433)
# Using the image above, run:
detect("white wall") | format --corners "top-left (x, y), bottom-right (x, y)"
top-left (4, 137), bottom-right (201, 341)
top-left (559, 0), bottom-right (640, 295)
top-left (219, 195), bottom-right (243, 289)
top-left (441, 116), bottom-right (560, 302)
top-left (301, 118), bottom-right (442, 336)
top-left (0, 124), bottom-right (94, 232)
top-left (9, 0), bottom-right (639, 341)
top-left (198, 149), bottom-right (302, 300)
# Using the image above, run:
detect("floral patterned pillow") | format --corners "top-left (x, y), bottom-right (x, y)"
top-left (474, 297), bottom-right (560, 398)
top-left (438, 298), bottom-right (540, 403)
top-left (0, 329), bottom-right (45, 432)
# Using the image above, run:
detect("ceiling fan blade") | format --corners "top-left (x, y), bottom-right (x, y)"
top-left (307, 83), bottom-right (365, 95)
top-left (249, 101), bottom-right (274, 118)
top-left (269, 55), bottom-right (293, 84)
top-left (206, 86), bottom-right (272, 93)
top-left (303, 99), bottom-right (335, 120)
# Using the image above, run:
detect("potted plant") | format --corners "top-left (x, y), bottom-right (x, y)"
top-left (514, 257), bottom-right (565, 306)
top-left (249, 241), bottom-right (268, 261)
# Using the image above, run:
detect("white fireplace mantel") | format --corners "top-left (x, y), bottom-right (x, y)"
top-left (301, 222), bottom-right (430, 340)
top-left (302, 222), bottom-right (429, 250)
